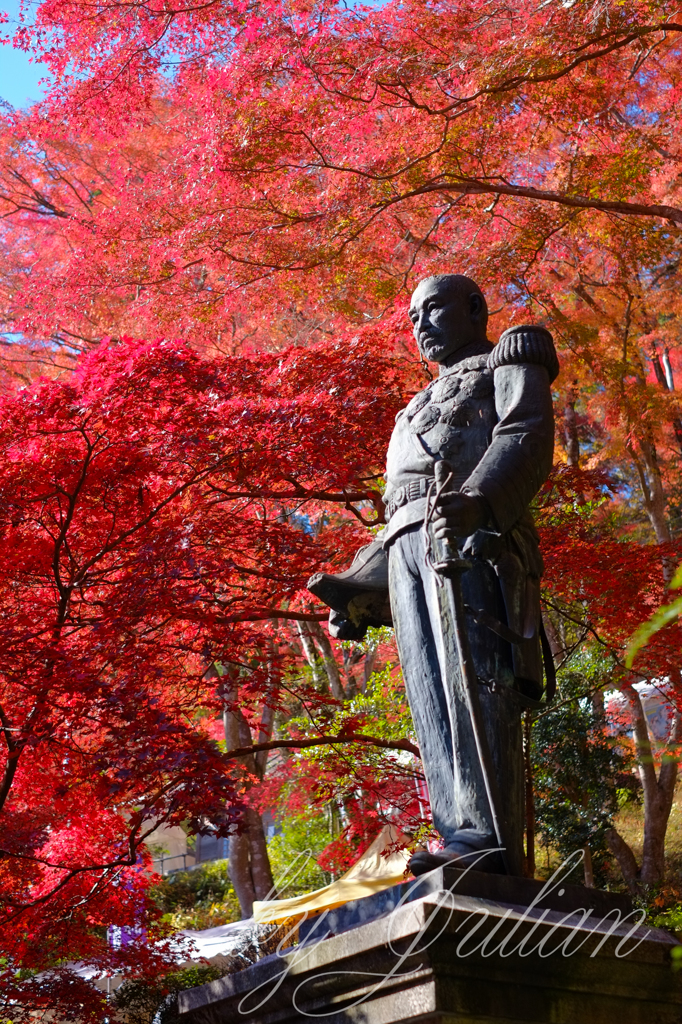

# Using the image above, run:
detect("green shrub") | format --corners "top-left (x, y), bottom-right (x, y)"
top-left (267, 813), bottom-right (333, 896)
top-left (532, 668), bottom-right (631, 887)
top-left (150, 860), bottom-right (240, 930)
top-left (113, 964), bottom-right (224, 1024)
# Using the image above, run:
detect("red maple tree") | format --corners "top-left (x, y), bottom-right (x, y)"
top-left (0, 331), bottom-right (425, 1016)
top-left (1, 0), bottom-right (682, 1011)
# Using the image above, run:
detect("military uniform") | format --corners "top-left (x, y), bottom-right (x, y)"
top-left (309, 326), bottom-right (558, 873)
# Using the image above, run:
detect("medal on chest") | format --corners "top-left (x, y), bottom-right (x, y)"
top-left (403, 365), bottom-right (496, 461)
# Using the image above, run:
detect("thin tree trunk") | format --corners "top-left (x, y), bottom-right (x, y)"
top-left (249, 670), bottom-right (277, 900)
top-left (244, 805), bottom-right (275, 901)
top-left (228, 831), bottom-right (256, 917)
top-left (307, 621), bottom-right (345, 699)
top-left (640, 700), bottom-right (682, 885)
top-left (605, 827), bottom-right (640, 893)
top-left (255, 703), bottom-right (276, 779)
top-left (626, 682), bottom-right (663, 883)
top-left (621, 393), bottom-right (679, 883)
top-left (564, 382), bottom-right (580, 467)
top-left (582, 844), bottom-right (595, 888)
top-left (222, 674), bottom-right (255, 917)
top-left (342, 645), bottom-right (362, 697)
top-left (627, 439), bottom-right (673, 550)
top-left (363, 645), bottom-right (378, 690)
top-left (522, 710), bottom-right (535, 879)
top-left (610, 685), bottom-right (682, 888)
top-left (222, 672), bottom-right (275, 916)
top-left (296, 621), bottom-right (326, 691)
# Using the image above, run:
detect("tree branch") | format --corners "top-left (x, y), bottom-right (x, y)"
top-left (224, 733), bottom-right (420, 760)
top-left (386, 179), bottom-right (682, 228)
top-left (217, 608), bottom-right (329, 623)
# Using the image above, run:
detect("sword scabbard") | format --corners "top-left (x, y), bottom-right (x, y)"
top-left (432, 460), bottom-right (512, 874)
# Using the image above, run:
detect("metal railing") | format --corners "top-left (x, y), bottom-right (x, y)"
top-left (152, 852), bottom-right (196, 876)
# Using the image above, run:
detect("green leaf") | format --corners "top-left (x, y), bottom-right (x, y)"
top-left (625, 594), bottom-right (682, 668)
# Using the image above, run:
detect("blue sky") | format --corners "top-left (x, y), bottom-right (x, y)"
top-left (1, 1), bottom-right (48, 108)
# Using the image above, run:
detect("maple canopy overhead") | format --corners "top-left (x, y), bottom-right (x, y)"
top-left (1, 0), bottom-right (682, 1017)
top-left (0, 0), bottom-right (679, 350)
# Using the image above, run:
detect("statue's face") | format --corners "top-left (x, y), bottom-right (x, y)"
top-left (409, 278), bottom-right (485, 365)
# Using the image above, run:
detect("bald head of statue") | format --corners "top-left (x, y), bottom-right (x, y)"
top-left (408, 274), bottom-right (489, 368)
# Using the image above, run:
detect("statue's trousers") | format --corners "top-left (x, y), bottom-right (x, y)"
top-left (387, 522), bottom-right (524, 874)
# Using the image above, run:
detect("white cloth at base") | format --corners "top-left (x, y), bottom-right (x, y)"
top-left (253, 824), bottom-right (411, 925)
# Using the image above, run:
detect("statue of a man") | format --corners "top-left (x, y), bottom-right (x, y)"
top-left (309, 274), bottom-right (558, 876)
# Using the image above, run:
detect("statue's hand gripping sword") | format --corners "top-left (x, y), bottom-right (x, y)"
top-left (432, 459), bottom-right (511, 875)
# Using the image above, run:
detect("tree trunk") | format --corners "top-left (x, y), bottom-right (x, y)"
top-left (564, 383), bottom-right (580, 467)
top-left (638, 698), bottom-right (682, 885)
top-left (244, 805), bottom-right (275, 901)
top-left (307, 621), bottom-right (345, 699)
top-left (363, 645), bottom-right (378, 690)
top-left (605, 827), bottom-right (640, 893)
top-left (248, 667), bottom-right (277, 901)
top-left (607, 686), bottom-right (682, 889)
top-left (341, 645), bottom-right (363, 697)
top-left (296, 621), bottom-right (326, 691)
top-left (228, 831), bottom-right (256, 917)
top-left (522, 710), bottom-right (535, 879)
top-left (255, 678), bottom-right (278, 779)
top-left (542, 608), bottom-right (566, 664)
top-left (222, 672), bottom-right (276, 917)
top-left (621, 399), bottom-right (679, 882)
top-left (627, 438), bottom-right (673, 550)
top-left (582, 844), bottom-right (595, 888)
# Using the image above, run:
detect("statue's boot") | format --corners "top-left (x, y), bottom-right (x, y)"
top-left (409, 830), bottom-right (505, 876)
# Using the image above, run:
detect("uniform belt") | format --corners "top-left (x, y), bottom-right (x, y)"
top-left (384, 479), bottom-right (431, 520)
top-left (385, 473), bottom-right (471, 521)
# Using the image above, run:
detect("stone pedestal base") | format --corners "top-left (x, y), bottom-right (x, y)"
top-left (178, 879), bottom-right (680, 1024)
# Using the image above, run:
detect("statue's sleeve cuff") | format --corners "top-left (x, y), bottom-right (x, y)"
top-left (463, 434), bottom-right (551, 532)
top-left (460, 489), bottom-right (494, 531)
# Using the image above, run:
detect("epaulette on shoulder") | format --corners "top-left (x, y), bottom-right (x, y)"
top-left (487, 324), bottom-right (560, 383)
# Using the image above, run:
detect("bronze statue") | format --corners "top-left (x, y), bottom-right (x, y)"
top-left (309, 274), bottom-right (558, 876)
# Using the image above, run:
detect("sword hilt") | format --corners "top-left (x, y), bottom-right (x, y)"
top-left (433, 460), bottom-right (472, 578)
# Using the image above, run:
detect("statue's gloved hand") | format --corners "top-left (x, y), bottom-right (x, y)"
top-left (328, 608), bottom-right (368, 642)
top-left (433, 491), bottom-right (489, 541)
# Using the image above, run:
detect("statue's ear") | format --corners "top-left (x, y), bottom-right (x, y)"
top-left (469, 293), bottom-right (484, 319)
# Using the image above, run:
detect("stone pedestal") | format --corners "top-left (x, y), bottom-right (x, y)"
top-left (177, 872), bottom-right (681, 1024)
